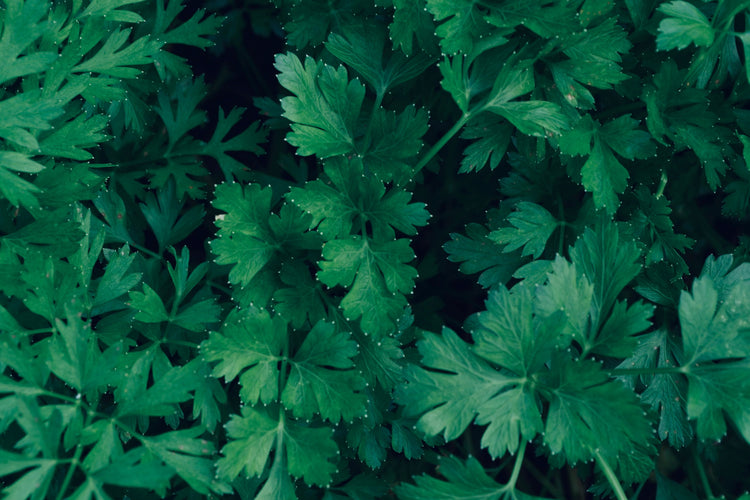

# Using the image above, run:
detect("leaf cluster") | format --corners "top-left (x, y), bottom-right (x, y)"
top-left (4, 0), bottom-right (750, 499)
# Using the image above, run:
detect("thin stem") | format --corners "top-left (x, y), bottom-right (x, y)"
top-left (557, 195), bottom-right (566, 256)
top-left (55, 403), bottom-right (90, 500)
top-left (506, 440), bottom-right (527, 491)
top-left (207, 279), bottom-right (232, 297)
top-left (693, 447), bottom-right (718, 500)
top-left (414, 111), bottom-right (474, 174)
top-left (362, 90), bottom-right (385, 153)
top-left (118, 238), bottom-right (162, 260)
top-left (655, 171), bottom-right (668, 199)
top-left (593, 448), bottom-right (628, 500)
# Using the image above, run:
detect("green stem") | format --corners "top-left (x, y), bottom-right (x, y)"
top-left (506, 440), bottom-right (527, 491)
top-left (55, 403), bottom-right (90, 500)
top-left (119, 238), bottom-right (162, 260)
top-left (414, 111), bottom-right (474, 174)
top-left (693, 447), bottom-right (718, 500)
top-left (593, 448), bottom-right (628, 500)
top-left (207, 279), bottom-right (233, 297)
top-left (362, 90), bottom-right (385, 153)
top-left (557, 196), bottom-right (566, 256)
top-left (655, 171), bottom-right (668, 199)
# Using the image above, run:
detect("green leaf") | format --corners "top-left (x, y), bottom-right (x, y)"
top-left (673, 124), bottom-right (728, 190)
top-left (139, 178), bottom-right (204, 253)
top-left (272, 261), bottom-right (326, 330)
top-left (47, 314), bottom-right (124, 393)
top-left (365, 105), bottom-right (429, 183)
top-left (397, 328), bottom-right (515, 443)
top-left (398, 454), bottom-right (557, 500)
top-left (276, 52), bottom-right (365, 158)
top-left (580, 138), bottom-right (629, 215)
top-left (396, 455), bottom-right (505, 500)
top-left (202, 307), bottom-right (286, 405)
top-left (617, 330), bottom-right (693, 448)
top-left (128, 284), bottom-right (170, 323)
top-left (80, 0), bottom-right (146, 22)
top-left (444, 223), bottom-right (521, 288)
top-left (551, 18), bottom-right (632, 93)
top-left (426, 0), bottom-right (492, 54)
top-left (487, 100), bottom-right (570, 137)
top-left (281, 321), bottom-right (367, 422)
top-left (459, 117), bottom-right (513, 172)
top-left (439, 55), bottom-right (472, 113)
top-left (197, 108), bottom-right (266, 180)
top-left (93, 244), bottom-right (142, 310)
top-left (655, 472), bottom-right (700, 500)
top-left (73, 28), bottom-right (160, 78)
top-left (153, 0), bottom-right (224, 48)
top-left (210, 182), bottom-right (276, 286)
top-left (115, 360), bottom-right (202, 417)
top-left (542, 355), bottom-right (655, 482)
top-left (38, 113), bottom-right (109, 160)
top-left (191, 359), bottom-right (227, 432)
top-left (216, 407), bottom-right (277, 480)
top-left (0, 461), bottom-right (55, 500)
top-left (485, 1), bottom-right (579, 38)
top-left (154, 77), bottom-right (207, 148)
top-left (318, 236), bottom-right (418, 336)
top-left (390, 0), bottom-right (438, 56)
top-left (288, 157), bottom-right (429, 241)
top-left (173, 298), bottom-right (220, 332)
top-left (218, 407), bottom-right (339, 487)
top-left (679, 276), bottom-right (750, 364)
top-left (599, 115), bottom-right (656, 161)
top-left (569, 223), bottom-right (642, 331)
top-left (0, 0), bottom-right (57, 85)
top-left (489, 202), bottom-right (559, 259)
top-left (326, 25), bottom-right (434, 95)
top-left (677, 260), bottom-right (750, 442)
top-left (593, 298), bottom-right (654, 357)
top-left (535, 256), bottom-right (594, 348)
top-left (0, 152), bottom-right (45, 208)
top-left (145, 428), bottom-right (231, 495)
top-left (92, 460), bottom-right (172, 490)
top-left (656, 1), bottom-right (715, 51)
top-left (473, 285), bottom-right (564, 377)
top-left (166, 246), bottom-right (208, 303)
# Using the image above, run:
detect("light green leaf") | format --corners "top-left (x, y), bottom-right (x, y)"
top-left (276, 52), bottom-right (365, 158)
top-left (201, 308), bottom-right (286, 405)
top-left (281, 321), bottom-right (366, 422)
top-left (397, 328), bottom-right (515, 443)
top-left (656, 1), bottom-right (715, 51)
top-left (581, 138), bottom-right (629, 215)
top-left (490, 202), bottom-right (559, 259)
top-left (128, 284), bottom-right (170, 323)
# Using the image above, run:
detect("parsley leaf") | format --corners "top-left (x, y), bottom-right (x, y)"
top-left (490, 202), bottom-right (559, 259)
top-left (656, 1), bottom-right (715, 51)
top-left (288, 157), bottom-right (429, 241)
top-left (276, 52), bottom-right (364, 158)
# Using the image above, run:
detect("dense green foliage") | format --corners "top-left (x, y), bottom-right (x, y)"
top-left (4, 0), bottom-right (750, 498)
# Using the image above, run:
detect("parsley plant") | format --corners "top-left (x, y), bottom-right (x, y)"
top-left (3, 1), bottom-right (750, 499)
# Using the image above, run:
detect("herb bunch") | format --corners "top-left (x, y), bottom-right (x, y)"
top-left (3, 1), bottom-right (750, 499)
